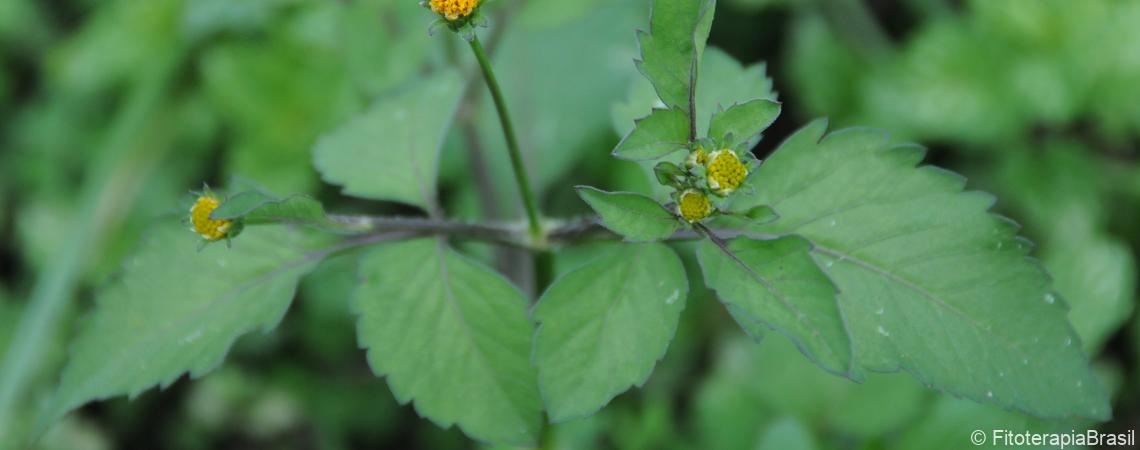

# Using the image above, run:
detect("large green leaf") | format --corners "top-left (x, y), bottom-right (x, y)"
top-left (47, 221), bottom-right (330, 421)
top-left (313, 70), bottom-right (462, 211)
top-left (576, 187), bottom-right (681, 242)
top-left (697, 236), bottom-right (851, 375)
top-left (732, 119), bottom-right (1110, 419)
top-left (533, 243), bottom-right (688, 422)
top-left (636, 0), bottom-right (716, 113)
top-left (354, 239), bottom-right (541, 446)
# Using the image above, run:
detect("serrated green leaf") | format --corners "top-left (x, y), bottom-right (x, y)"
top-left (708, 99), bottom-right (780, 150)
top-left (636, 0), bottom-right (716, 112)
top-left (313, 70), bottom-right (462, 211)
top-left (47, 221), bottom-right (330, 422)
top-left (613, 108), bottom-right (690, 160)
top-left (354, 238), bottom-right (541, 446)
top-left (697, 235), bottom-right (851, 375)
top-left (211, 191), bottom-right (330, 227)
top-left (533, 243), bottom-right (687, 422)
top-left (576, 187), bottom-right (681, 242)
top-left (734, 119), bottom-right (1110, 420)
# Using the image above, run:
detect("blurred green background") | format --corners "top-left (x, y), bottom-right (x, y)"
top-left (0, 0), bottom-right (1137, 448)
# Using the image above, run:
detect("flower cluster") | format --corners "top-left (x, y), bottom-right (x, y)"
top-left (429, 0), bottom-right (480, 21)
top-left (422, 0), bottom-right (484, 36)
top-left (658, 144), bottom-right (755, 223)
top-left (705, 150), bottom-right (748, 196)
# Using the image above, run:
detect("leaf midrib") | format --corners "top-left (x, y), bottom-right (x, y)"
top-left (430, 239), bottom-right (529, 433)
top-left (709, 240), bottom-right (846, 367)
top-left (809, 244), bottom-right (1032, 363)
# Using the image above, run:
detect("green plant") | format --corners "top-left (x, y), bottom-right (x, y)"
top-left (12, 0), bottom-right (1112, 447)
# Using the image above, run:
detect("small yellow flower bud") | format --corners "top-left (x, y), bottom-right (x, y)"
top-left (190, 194), bottom-right (233, 241)
top-left (430, 0), bottom-right (480, 21)
top-left (677, 189), bottom-right (712, 223)
top-left (686, 147), bottom-right (708, 168)
top-left (706, 150), bottom-right (748, 196)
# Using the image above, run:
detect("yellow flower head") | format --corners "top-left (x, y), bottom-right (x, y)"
top-left (686, 147), bottom-right (708, 168)
top-left (706, 149), bottom-right (748, 196)
top-left (430, 0), bottom-right (480, 21)
top-left (190, 194), bottom-right (233, 241)
top-left (677, 189), bottom-right (712, 223)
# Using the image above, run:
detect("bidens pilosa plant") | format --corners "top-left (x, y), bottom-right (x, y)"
top-left (35, 0), bottom-right (1111, 447)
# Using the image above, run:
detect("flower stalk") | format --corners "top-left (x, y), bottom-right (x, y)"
top-left (468, 35), bottom-right (544, 244)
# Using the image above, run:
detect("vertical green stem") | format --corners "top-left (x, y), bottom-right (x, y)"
top-left (467, 36), bottom-right (544, 243)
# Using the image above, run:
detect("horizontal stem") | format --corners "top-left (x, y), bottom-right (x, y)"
top-left (324, 214), bottom-right (778, 251)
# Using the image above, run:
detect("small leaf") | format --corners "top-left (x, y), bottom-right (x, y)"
top-left (313, 69), bottom-right (462, 211)
top-left (48, 222), bottom-right (330, 422)
top-left (354, 238), bottom-right (541, 446)
top-left (612, 108), bottom-right (690, 160)
top-left (212, 191), bottom-right (332, 228)
top-left (697, 235), bottom-right (852, 375)
top-left (708, 99), bottom-right (781, 150)
top-left (635, 0), bottom-right (716, 112)
top-left (653, 161), bottom-right (686, 188)
top-left (533, 243), bottom-right (688, 422)
top-left (734, 119), bottom-right (1110, 419)
top-left (577, 186), bottom-right (681, 242)
top-left (744, 205), bottom-right (779, 224)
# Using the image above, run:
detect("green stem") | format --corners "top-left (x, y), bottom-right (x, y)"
top-left (467, 35), bottom-right (544, 244)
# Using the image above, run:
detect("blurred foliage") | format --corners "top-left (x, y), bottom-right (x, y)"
top-left (0, 0), bottom-right (1136, 448)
